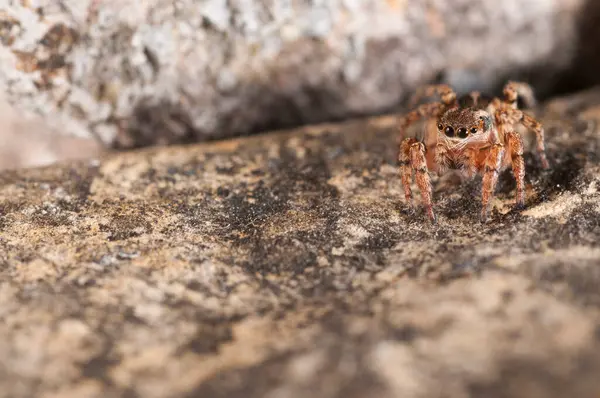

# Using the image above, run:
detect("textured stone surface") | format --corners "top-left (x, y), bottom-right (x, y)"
top-left (1, 88), bottom-right (600, 397)
top-left (0, 0), bottom-right (586, 164)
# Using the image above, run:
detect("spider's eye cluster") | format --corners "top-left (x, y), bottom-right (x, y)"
top-left (439, 124), bottom-right (478, 138)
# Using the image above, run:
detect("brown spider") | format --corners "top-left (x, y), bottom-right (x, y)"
top-left (398, 81), bottom-right (550, 223)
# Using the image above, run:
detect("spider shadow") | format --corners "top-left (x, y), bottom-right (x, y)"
top-left (432, 173), bottom-right (483, 221)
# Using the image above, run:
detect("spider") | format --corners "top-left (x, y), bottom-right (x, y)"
top-left (398, 81), bottom-right (550, 223)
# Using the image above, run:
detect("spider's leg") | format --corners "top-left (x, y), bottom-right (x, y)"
top-left (409, 141), bottom-right (436, 223)
top-left (462, 147), bottom-right (478, 179)
top-left (480, 143), bottom-right (505, 223)
top-left (505, 130), bottom-right (526, 208)
top-left (460, 91), bottom-right (492, 109)
top-left (398, 102), bottom-right (443, 140)
top-left (502, 81), bottom-right (537, 109)
top-left (520, 112), bottom-right (550, 169)
top-left (498, 107), bottom-right (550, 170)
top-left (409, 84), bottom-right (457, 108)
top-left (399, 138), bottom-right (416, 204)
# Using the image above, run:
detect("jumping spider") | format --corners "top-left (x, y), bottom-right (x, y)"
top-left (398, 81), bottom-right (550, 223)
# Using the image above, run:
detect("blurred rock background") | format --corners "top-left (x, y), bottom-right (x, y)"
top-left (0, 0), bottom-right (598, 170)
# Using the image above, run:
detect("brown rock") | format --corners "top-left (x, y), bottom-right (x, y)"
top-left (1, 88), bottom-right (600, 397)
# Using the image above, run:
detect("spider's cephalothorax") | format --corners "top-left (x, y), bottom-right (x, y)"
top-left (398, 82), bottom-right (550, 223)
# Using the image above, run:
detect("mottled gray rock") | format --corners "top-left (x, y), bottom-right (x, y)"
top-left (0, 0), bottom-right (587, 163)
top-left (1, 88), bottom-right (600, 397)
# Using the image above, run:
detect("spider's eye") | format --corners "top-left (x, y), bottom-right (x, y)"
top-left (470, 127), bottom-right (478, 135)
top-left (457, 127), bottom-right (468, 138)
top-left (444, 126), bottom-right (454, 137)
top-left (479, 115), bottom-right (493, 131)
top-left (437, 123), bottom-right (444, 131)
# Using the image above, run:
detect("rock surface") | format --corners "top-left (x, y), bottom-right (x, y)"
top-left (0, 0), bottom-right (587, 164)
top-left (1, 88), bottom-right (600, 397)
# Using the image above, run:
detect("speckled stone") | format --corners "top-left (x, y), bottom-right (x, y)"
top-left (1, 88), bottom-right (600, 398)
top-left (0, 0), bottom-right (587, 156)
